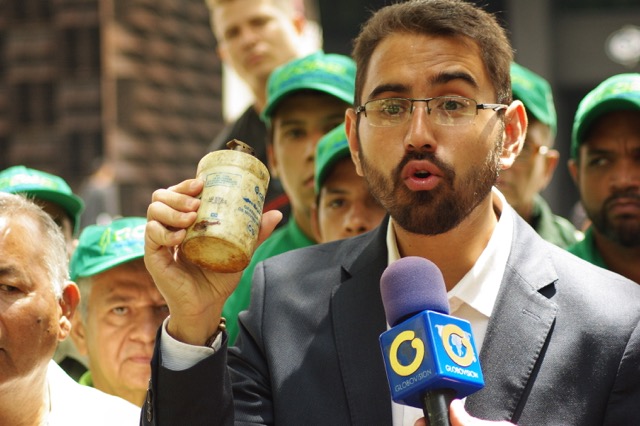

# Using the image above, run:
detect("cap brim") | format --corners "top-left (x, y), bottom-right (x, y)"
top-left (71, 251), bottom-right (144, 281)
top-left (262, 82), bottom-right (354, 122)
top-left (576, 98), bottom-right (640, 144)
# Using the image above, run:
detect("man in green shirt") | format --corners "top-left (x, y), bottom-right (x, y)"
top-left (567, 73), bottom-right (640, 283)
top-left (496, 63), bottom-right (581, 248)
top-left (223, 51), bottom-right (356, 343)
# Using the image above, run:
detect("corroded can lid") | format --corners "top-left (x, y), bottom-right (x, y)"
top-left (226, 139), bottom-right (255, 156)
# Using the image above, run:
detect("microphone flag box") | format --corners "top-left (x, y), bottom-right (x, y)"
top-left (379, 310), bottom-right (485, 408)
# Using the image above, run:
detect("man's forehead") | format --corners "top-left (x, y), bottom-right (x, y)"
top-left (0, 217), bottom-right (48, 283)
top-left (362, 34), bottom-right (486, 97)
top-left (584, 110), bottom-right (640, 141)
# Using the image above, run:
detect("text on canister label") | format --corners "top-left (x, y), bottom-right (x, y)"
top-left (205, 171), bottom-right (241, 187)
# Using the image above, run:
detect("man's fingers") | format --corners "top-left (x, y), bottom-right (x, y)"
top-left (151, 179), bottom-right (203, 213)
top-left (148, 198), bottom-right (198, 231)
top-left (165, 178), bottom-right (204, 197)
top-left (145, 220), bottom-right (186, 251)
top-left (257, 210), bottom-right (283, 246)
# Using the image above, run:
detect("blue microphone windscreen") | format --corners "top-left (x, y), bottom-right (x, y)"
top-left (380, 256), bottom-right (450, 326)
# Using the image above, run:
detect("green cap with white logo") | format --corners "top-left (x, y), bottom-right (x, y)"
top-left (0, 165), bottom-right (85, 235)
top-left (262, 51), bottom-right (356, 124)
top-left (70, 217), bottom-right (146, 281)
top-left (571, 73), bottom-right (640, 159)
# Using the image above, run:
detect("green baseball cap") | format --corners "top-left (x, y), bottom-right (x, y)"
top-left (70, 217), bottom-right (146, 281)
top-left (314, 123), bottom-right (351, 193)
top-left (0, 165), bottom-right (85, 235)
top-left (261, 51), bottom-right (356, 124)
top-left (571, 73), bottom-right (640, 159)
top-left (510, 62), bottom-right (557, 136)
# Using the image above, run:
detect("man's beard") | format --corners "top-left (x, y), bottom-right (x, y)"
top-left (587, 190), bottom-right (640, 247)
top-left (359, 138), bottom-right (503, 236)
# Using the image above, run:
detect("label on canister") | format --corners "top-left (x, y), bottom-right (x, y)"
top-left (181, 148), bottom-right (269, 272)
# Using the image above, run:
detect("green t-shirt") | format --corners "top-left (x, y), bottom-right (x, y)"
top-left (567, 227), bottom-right (608, 270)
top-left (531, 195), bottom-right (582, 249)
top-left (222, 219), bottom-right (315, 344)
top-left (78, 370), bottom-right (94, 387)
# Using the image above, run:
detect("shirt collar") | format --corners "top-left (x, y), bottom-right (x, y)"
top-left (385, 187), bottom-right (513, 318)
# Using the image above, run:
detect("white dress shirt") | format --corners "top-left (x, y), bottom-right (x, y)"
top-left (390, 188), bottom-right (513, 425)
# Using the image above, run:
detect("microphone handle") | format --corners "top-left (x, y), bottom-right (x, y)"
top-left (421, 389), bottom-right (456, 426)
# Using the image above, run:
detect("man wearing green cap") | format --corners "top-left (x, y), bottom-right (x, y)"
top-left (496, 63), bottom-right (582, 248)
top-left (567, 73), bottom-right (640, 283)
top-left (0, 165), bottom-right (88, 380)
top-left (0, 165), bottom-right (85, 257)
top-left (222, 51), bottom-right (356, 343)
top-left (69, 217), bottom-right (169, 406)
top-left (311, 123), bottom-right (386, 243)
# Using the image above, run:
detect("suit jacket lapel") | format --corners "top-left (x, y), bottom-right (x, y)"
top-left (328, 213), bottom-right (559, 423)
top-left (331, 218), bottom-right (394, 425)
top-left (466, 216), bottom-right (558, 421)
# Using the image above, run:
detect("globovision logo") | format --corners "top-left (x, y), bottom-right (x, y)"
top-left (389, 330), bottom-right (425, 377)
top-left (439, 324), bottom-right (476, 367)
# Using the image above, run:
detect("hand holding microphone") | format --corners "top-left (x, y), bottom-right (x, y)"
top-left (379, 257), bottom-right (485, 426)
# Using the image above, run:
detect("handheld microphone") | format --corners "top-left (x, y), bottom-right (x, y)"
top-left (379, 257), bottom-right (484, 426)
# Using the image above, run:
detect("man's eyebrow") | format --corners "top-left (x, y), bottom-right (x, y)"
top-left (367, 84), bottom-right (410, 101)
top-left (429, 71), bottom-right (479, 89)
top-left (0, 265), bottom-right (28, 285)
top-left (584, 146), bottom-right (612, 155)
top-left (365, 71), bottom-right (479, 102)
top-left (0, 266), bottom-right (18, 277)
top-left (324, 187), bottom-right (349, 195)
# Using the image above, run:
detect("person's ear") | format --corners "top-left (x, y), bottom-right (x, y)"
top-left (539, 148), bottom-right (560, 189)
top-left (345, 109), bottom-right (364, 177)
top-left (291, 13), bottom-right (306, 36)
top-left (58, 281), bottom-right (80, 342)
top-left (216, 44), bottom-right (228, 63)
top-left (310, 201), bottom-right (322, 243)
top-left (499, 100), bottom-right (527, 169)
top-left (69, 312), bottom-right (89, 356)
top-left (266, 140), bottom-right (279, 179)
top-left (567, 158), bottom-right (579, 186)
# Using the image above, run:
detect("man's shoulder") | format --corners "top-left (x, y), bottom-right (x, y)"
top-left (539, 238), bottom-right (640, 315)
top-left (513, 215), bottom-right (637, 296)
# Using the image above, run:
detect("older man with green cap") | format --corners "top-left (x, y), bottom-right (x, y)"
top-left (496, 63), bottom-right (582, 248)
top-left (222, 51), bottom-right (356, 344)
top-left (311, 123), bottom-right (385, 243)
top-left (568, 73), bottom-right (640, 283)
top-left (69, 217), bottom-right (169, 406)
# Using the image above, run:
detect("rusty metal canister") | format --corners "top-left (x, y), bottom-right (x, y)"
top-left (181, 140), bottom-right (270, 272)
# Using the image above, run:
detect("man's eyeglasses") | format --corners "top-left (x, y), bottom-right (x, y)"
top-left (355, 96), bottom-right (508, 127)
top-left (516, 141), bottom-right (550, 161)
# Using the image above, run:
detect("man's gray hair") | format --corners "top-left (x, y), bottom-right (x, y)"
top-left (0, 192), bottom-right (69, 298)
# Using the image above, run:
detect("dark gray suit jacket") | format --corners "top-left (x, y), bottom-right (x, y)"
top-left (142, 211), bottom-right (640, 425)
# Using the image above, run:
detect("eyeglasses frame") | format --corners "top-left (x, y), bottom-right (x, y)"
top-left (354, 95), bottom-right (508, 127)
